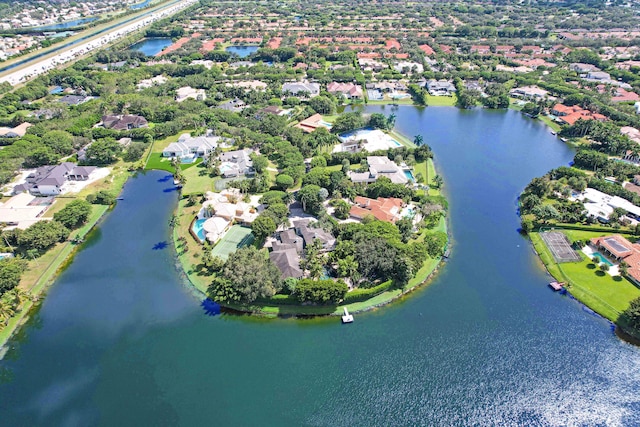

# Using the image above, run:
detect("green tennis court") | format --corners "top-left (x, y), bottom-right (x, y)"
top-left (211, 225), bottom-right (255, 260)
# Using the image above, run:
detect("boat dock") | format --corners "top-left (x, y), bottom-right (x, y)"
top-left (341, 307), bottom-right (353, 323)
top-left (549, 281), bottom-right (565, 291)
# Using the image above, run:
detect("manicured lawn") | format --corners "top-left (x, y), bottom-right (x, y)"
top-left (210, 225), bottom-right (255, 260)
top-left (388, 130), bottom-right (415, 147)
top-left (367, 98), bottom-right (414, 106)
top-left (538, 115), bottom-right (562, 132)
top-left (182, 163), bottom-right (217, 195)
top-left (426, 94), bottom-right (457, 106)
top-left (530, 232), bottom-right (640, 321)
top-left (145, 153), bottom-right (201, 173)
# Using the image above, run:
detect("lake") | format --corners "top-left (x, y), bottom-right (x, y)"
top-left (226, 45), bottom-right (259, 58)
top-left (34, 17), bottom-right (98, 31)
top-left (130, 37), bottom-right (173, 56)
top-left (130, 0), bottom-right (152, 10)
top-left (2, 107), bottom-right (640, 425)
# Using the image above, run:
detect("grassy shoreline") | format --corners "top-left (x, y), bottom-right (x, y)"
top-left (0, 166), bottom-right (135, 349)
top-left (528, 231), bottom-right (640, 323)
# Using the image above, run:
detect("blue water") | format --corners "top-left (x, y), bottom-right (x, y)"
top-left (592, 251), bottom-right (614, 266)
top-left (130, 38), bottom-right (172, 56)
top-left (3, 111), bottom-right (640, 425)
top-left (226, 45), bottom-right (259, 58)
top-left (34, 17), bottom-right (98, 31)
top-left (130, 0), bottom-right (152, 10)
top-left (192, 218), bottom-right (205, 242)
top-left (404, 169), bottom-right (415, 181)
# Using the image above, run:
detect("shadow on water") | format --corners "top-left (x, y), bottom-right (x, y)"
top-left (163, 187), bottom-right (180, 193)
top-left (157, 175), bottom-right (172, 183)
top-left (152, 241), bottom-right (168, 250)
top-left (201, 299), bottom-right (220, 316)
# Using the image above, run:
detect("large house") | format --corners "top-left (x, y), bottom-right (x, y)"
top-left (282, 81), bottom-right (320, 97)
top-left (425, 80), bottom-right (456, 96)
top-left (295, 113), bottom-right (331, 133)
top-left (175, 86), bottom-right (206, 102)
top-left (349, 156), bottom-right (408, 184)
top-left (349, 196), bottom-right (404, 223)
top-left (551, 104), bottom-right (607, 126)
top-left (579, 187), bottom-right (640, 222)
top-left (590, 235), bottom-right (640, 285)
top-left (326, 82), bottom-right (363, 99)
top-left (162, 133), bottom-right (219, 159)
top-left (218, 149), bottom-right (254, 178)
top-left (269, 222), bottom-right (336, 278)
top-left (101, 114), bottom-right (148, 131)
top-left (14, 162), bottom-right (96, 196)
top-left (509, 86), bottom-right (549, 101)
top-left (198, 189), bottom-right (260, 243)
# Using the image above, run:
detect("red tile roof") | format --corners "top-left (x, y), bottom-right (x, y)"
top-left (350, 197), bottom-right (404, 223)
top-left (419, 44), bottom-right (435, 56)
top-left (591, 235), bottom-right (640, 284)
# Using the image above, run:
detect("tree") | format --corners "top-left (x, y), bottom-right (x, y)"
top-left (337, 255), bottom-right (359, 283)
top-left (87, 190), bottom-right (116, 205)
top-left (297, 184), bottom-right (323, 214)
top-left (251, 214), bottom-right (277, 241)
top-left (84, 138), bottom-right (122, 165)
top-left (42, 130), bottom-right (74, 155)
top-left (414, 135), bottom-right (424, 146)
top-left (620, 296), bottom-right (640, 337)
top-left (368, 113), bottom-right (389, 130)
top-left (532, 205), bottom-right (560, 224)
top-left (332, 200), bottom-right (351, 220)
top-left (309, 96), bottom-right (336, 115)
top-left (207, 276), bottom-right (241, 303)
top-left (331, 112), bottom-right (365, 134)
top-left (53, 200), bottom-right (92, 229)
top-left (432, 175), bottom-right (444, 189)
top-left (123, 141), bottom-right (146, 162)
top-left (250, 154), bottom-right (269, 174)
top-left (310, 156), bottom-right (327, 168)
top-left (17, 221), bottom-right (69, 251)
top-left (24, 147), bottom-right (60, 168)
top-left (275, 173), bottom-right (295, 190)
top-left (222, 246), bottom-right (282, 302)
top-left (0, 257), bottom-right (27, 293)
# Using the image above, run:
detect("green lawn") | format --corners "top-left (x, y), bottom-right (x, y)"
top-left (210, 225), bottom-right (255, 260)
top-left (426, 94), bottom-right (457, 106)
top-left (182, 163), bottom-right (217, 195)
top-left (538, 115), bottom-right (562, 132)
top-left (145, 153), bottom-right (201, 173)
top-left (530, 232), bottom-right (640, 321)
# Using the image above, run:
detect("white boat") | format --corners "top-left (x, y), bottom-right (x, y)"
top-left (341, 307), bottom-right (354, 324)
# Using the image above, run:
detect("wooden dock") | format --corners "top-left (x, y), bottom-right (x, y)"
top-left (549, 281), bottom-right (565, 291)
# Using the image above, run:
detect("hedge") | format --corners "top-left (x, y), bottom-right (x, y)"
top-left (342, 280), bottom-right (394, 303)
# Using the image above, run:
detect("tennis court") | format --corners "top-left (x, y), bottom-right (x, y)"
top-left (211, 225), bottom-right (255, 260)
top-left (540, 231), bottom-right (582, 263)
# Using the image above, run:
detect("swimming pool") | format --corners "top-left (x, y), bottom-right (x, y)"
top-left (180, 155), bottom-right (198, 164)
top-left (391, 139), bottom-right (402, 147)
top-left (591, 251), bottom-right (614, 266)
top-left (192, 218), bottom-right (206, 242)
top-left (404, 170), bottom-right (415, 181)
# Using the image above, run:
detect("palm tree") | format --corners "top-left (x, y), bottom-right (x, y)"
top-left (414, 135), bottom-right (424, 146)
top-left (433, 174), bottom-right (444, 189)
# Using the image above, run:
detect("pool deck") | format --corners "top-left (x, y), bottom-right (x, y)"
top-left (582, 246), bottom-right (619, 275)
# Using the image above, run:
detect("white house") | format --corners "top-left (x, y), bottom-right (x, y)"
top-left (162, 133), bottom-right (219, 159)
top-left (175, 86), bottom-right (206, 102)
top-left (282, 81), bottom-right (320, 97)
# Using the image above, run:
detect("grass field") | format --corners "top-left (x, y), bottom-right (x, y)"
top-left (210, 225), bottom-right (254, 260)
top-left (426, 94), bottom-right (457, 106)
top-left (530, 232), bottom-right (640, 321)
top-left (182, 163), bottom-right (217, 195)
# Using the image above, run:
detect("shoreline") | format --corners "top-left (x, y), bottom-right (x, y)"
top-left (0, 170), bottom-right (134, 351)
top-left (169, 126), bottom-right (450, 317)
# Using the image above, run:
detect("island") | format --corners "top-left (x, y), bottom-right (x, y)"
top-left (166, 112), bottom-right (449, 316)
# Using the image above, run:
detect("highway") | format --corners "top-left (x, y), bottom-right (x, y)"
top-left (0, 0), bottom-right (197, 86)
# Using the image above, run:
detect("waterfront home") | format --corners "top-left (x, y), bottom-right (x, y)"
top-left (282, 81), bottom-right (320, 97)
top-left (57, 95), bottom-right (91, 106)
top-left (578, 187), bottom-right (640, 222)
top-left (175, 86), bottom-right (206, 102)
top-left (101, 114), bottom-right (148, 131)
top-left (297, 224), bottom-right (336, 252)
top-left (326, 82), bottom-right (363, 99)
top-left (590, 235), bottom-right (640, 285)
top-left (551, 104), bottom-right (607, 125)
top-left (349, 156), bottom-right (408, 184)
top-left (425, 80), bottom-right (456, 96)
top-left (14, 163), bottom-right (96, 196)
top-left (270, 245), bottom-right (303, 279)
top-left (0, 122), bottom-right (32, 138)
top-left (162, 133), bottom-right (219, 159)
top-left (199, 189), bottom-right (260, 234)
top-left (218, 149), bottom-right (254, 178)
top-left (349, 196), bottom-right (404, 223)
top-left (509, 86), bottom-right (549, 101)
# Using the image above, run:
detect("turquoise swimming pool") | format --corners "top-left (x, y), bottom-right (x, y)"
top-left (591, 251), bottom-right (613, 266)
top-left (404, 170), bottom-right (415, 181)
top-left (192, 218), bottom-right (206, 242)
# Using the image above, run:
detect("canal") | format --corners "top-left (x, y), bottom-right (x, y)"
top-left (1, 107), bottom-right (640, 425)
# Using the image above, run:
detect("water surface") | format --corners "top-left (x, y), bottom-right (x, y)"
top-left (130, 37), bottom-right (172, 56)
top-left (2, 108), bottom-right (640, 426)
top-left (226, 45), bottom-right (259, 58)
